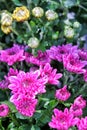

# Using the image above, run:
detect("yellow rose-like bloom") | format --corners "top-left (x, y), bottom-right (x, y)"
top-left (12, 6), bottom-right (30, 22)
top-left (1, 12), bottom-right (13, 26)
top-left (32, 7), bottom-right (44, 18)
top-left (1, 25), bottom-right (12, 34)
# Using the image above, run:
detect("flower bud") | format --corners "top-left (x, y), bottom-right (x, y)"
top-left (73, 21), bottom-right (80, 28)
top-left (45, 10), bottom-right (58, 21)
top-left (12, 6), bottom-right (30, 22)
top-left (28, 37), bottom-right (39, 48)
top-left (52, 31), bottom-right (59, 40)
top-left (1, 25), bottom-right (12, 34)
top-left (32, 7), bottom-right (44, 18)
top-left (64, 26), bottom-right (74, 39)
top-left (1, 11), bottom-right (13, 26)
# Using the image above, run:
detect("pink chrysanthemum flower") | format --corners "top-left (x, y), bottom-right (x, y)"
top-left (7, 68), bottom-right (18, 77)
top-left (0, 68), bottom-right (18, 89)
top-left (63, 53), bottom-right (87, 74)
top-left (8, 70), bottom-right (47, 97)
top-left (78, 49), bottom-right (87, 61)
top-left (25, 50), bottom-right (50, 66)
top-left (13, 95), bottom-right (38, 117)
top-left (49, 108), bottom-right (77, 130)
top-left (0, 44), bottom-right (25, 65)
top-left (55, 85), bottom-right (71, 101)
top-left (47, 44), bottom-right (78, 62)
top-left (40, 63), bottom-right (62, 85)
top-left (74, 95), bottom-right (86, 109)
top-left (69, 104), bottom-right (83, 117)
top-left (0, 79), bottom-right (9, 89)
top-left (0, 104), bottom-right (9, 117)
top-left (76, 117), bottom-right (87, 130)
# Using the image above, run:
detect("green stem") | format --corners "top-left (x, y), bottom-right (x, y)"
top-left (32, 49), bottom-right (35, 55)
top-left (11, 28), bottom-right (19, 36)
top-left (20, 61), bottom-right (23, 70)
top-left (0, 119), bottom-right (5, 130)
top-left (79, 5), bottom-right (87, 12)
top-left (10, 33), bottom-right (16, 42)
top-left (24, 21), bottom-right (34, 37)
top-left (9, 113), bottom-right (19, 127)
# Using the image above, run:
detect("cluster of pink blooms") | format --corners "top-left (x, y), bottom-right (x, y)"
top-left (49, 95), bottom-right (87, 130)
top-left (0, 43), bottom-right (87, 128)
top-left (7, 62), bottom-right (62, 116)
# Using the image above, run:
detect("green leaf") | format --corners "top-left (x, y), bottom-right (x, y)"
top-left (11, 0), bottom-right (23, 6)
top-left (31, 125), bottom-right (35, 130)
top-left (62, 102), bottom-right (72, 107)
top-left (48, 100), bottom-right (58, 109)
top-left (63, 0), bottom-right (78, 8)
top-left (18, 125), bottom-right (31, 130)
top-left (47, 0), bottom-right (59, 10)
top-left (31, 125), bottom-right (40, 130)
top-left (16, 112), bottom-right (30, 119)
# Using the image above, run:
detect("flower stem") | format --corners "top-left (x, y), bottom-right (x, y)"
top-left (0, 119), bottom-right (5, 130)
top-left (9, 113), bottom-right (19, 127)
top-left (24, 21), bottom-right (34, 37)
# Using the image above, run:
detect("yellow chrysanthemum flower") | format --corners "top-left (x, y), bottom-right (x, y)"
top-left (1, 12), bottom-right (13, 26)
top-left (12, 6), bottom-right (30, 22)
top-left (1, 25), bottom-right (12, 34)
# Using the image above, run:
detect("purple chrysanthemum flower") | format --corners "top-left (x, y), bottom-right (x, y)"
top-left (69, 104), bottom-right (83, 117)
top-left (74, 95), bottom-right (86, 109)
top-left (40, 63), bottom-right (62, 85)
top-left (76, 117), bottom-right (87, 130)
top-left (47, 44), bottom-right (78, 62)
top-left (0, 44), bottom-right (25, 65)
top-left (25, 50), bottom-right (50, 66)
top-left (49, 108), bottom-right (78, 130)
top-left (13, 95), bottom-right (38, 117)
top-left (0, 104), bottom-right (9, 117)
top-left (63, 53), bottom-right (87, 74)
top-left (55, 85), bottom-right (71, 101)
top-left (8, 70), bottom-right (47, 97)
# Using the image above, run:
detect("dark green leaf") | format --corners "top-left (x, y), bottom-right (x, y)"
top-left (11, 0), bottom-right (23, 6)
